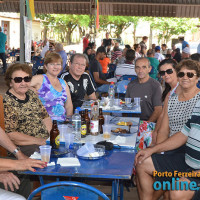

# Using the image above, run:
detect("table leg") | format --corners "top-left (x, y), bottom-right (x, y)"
top-left (112, 179), bottom-right (120, 200)
top-left (39, 176), bottom-right (44, 185)
top-left (120, 180), bottom-right (124, 200)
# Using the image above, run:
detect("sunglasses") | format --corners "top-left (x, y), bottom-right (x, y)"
top-left (11, 76), bottom-right (32, 83)
top-left (177, 72), bottom-right (197, 78)
top-left (159, 69), bottom-right (173, 76)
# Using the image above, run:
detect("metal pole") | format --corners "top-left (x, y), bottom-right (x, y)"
top-left (20, 0), bottom-right (25, 63)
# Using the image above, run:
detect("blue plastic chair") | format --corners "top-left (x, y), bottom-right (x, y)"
top-left (8, 51), bottom-right (16, 63)
top-left (28, 181), bottom-right (109, 200)
top-left (119, 75), bottom-right (137, 81)
top-left (116, 80), bottom-right (130, 98)
top-left (32, 56), bottom-right (44, 75)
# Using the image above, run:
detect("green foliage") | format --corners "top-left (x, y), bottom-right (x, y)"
top-left (147, 17), bottom-right (199, 43)
top-left (36, 14), bottom-right (199, 45)
top-left (36, 14), bottom-right (90, 44)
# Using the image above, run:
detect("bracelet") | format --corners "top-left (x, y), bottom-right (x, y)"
top-left (12, 147), bottom-right (20, 155)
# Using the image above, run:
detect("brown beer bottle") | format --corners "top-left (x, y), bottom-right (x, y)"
top-left (85, 109), bottom-right (90, 135)
top-left (80, 111), bottom-right (87, 138)
top-left (50, 120), bottom-right (60, 149)
top-left (98, 108), bottom-right (104, 134)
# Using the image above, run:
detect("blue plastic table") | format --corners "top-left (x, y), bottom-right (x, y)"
top-left (21, 148), bottom-right (136, 200)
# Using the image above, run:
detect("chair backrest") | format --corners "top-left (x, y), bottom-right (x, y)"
top-left (32, 56), bottom-right (44, 75)
top-left (120, 75), bottom-right (137, 81)
top-left (28, 181), bottom-right (109, 200)
top-left (0, 95), bottom-right (7, 157)
top-left (116, 80), bottom-right (130, 98)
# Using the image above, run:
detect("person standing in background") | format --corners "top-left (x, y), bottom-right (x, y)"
top-left (0, 26), bottom-right (7, 74)
top-left (83, 34), bottom-right (90, 52)
top-left (139, 36), bottom-right (148, 57)
top-left (55, 43), bottom-right (67, 74)
top-left (179, 37), bottom-right (189, 50)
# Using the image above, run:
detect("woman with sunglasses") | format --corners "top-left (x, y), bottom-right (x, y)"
top-left (156, 59), bottom-right (200, 145)
top-left (4, 63), bottom-right (52, 157)
top-left (149, 59), bottom-right (181, 145)
top-left (135, 59), bottom-right (200, 200)
top-left (31, 52), bottom-right (73, 122)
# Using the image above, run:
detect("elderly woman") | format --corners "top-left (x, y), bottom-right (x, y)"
top-left (31, 52), bottom-right (73, 122)
top-left (4, 63), bottom-right (52, 157)
top-left (135, 59), bottom-right (200, 200)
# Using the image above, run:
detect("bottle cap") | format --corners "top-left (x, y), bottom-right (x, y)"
top-left (75, 109), bottom-right (79, 114)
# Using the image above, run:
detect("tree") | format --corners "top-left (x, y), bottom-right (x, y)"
top-left (148, 17), bottom-right (199, 44)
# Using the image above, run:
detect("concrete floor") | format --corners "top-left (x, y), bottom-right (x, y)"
top-left (0, 65), bottom-right (139, 200)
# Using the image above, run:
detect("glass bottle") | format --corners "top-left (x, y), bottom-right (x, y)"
top-left (72, 109), bottom-right (81, 141)
top-left (80, 110), bottom-right (87, 138)
top-left (90, 101), bottom-right (99, 135)
top-left (50, 120), bottom-right (60, 149)
top-left (85, 109), bottom-right (90, 135)
top-left (98, 108), bottom-right (104, 134)
top-left (108, 82), bottom-right (115, 107)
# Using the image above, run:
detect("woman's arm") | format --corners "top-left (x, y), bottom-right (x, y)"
top-left (152, 94), bottom-right (169, 145)
top-left (42, 117), bottom-right (52, 133)
top-left (0, 128), bottom-right (27, 159)
top-left (156, 101), bottom-right (170, 144)
top-left (64, 81), bottom-right (73, 116)
top-left (30, 75), bottom-right (43, 91)
top-left (7, 132), bottom-right (46, 146)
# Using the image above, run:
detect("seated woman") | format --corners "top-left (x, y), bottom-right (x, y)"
top-left (31, 52), bottom-right (73, 122)
top-left (4, 63), bottom-right (52, 157)
top-left (136, 59), bottom-right (181, 150)
top-left (135, 59), bottom-right (200, 199)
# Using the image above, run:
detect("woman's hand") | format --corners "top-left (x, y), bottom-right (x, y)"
top-left (0, 172), bottom-right (20, 191)
top-left (135, 147), bottom-right (154, 166)
top-left (15, 158), bottom-right (47, 172)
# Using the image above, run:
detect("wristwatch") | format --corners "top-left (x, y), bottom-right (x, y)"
top-left (12, 147), bottom-right (20, 155)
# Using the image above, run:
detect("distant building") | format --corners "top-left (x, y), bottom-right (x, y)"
top-left (0, 12), bottom-right (42, 49)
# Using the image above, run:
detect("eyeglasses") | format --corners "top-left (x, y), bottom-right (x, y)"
top-left (159, 69), bottom-right (173, 76)
top-left (11, 76), bottom-right (32, 83)
top-left (73, 63), bottom-right (86, 67)
top-left (177, 72), bottom-right (197, 78)
top-left (48, 63), bottom-right (62, 67)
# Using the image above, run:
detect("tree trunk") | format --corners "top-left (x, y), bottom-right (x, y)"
top-left (43, 26), bottom-right (48, 41)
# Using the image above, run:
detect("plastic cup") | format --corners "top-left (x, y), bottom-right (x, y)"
top-left (125, 98), bottom-right (132, 106)
top-left (134, 97), bottom-right (141, 106)
top-left (114, 99), bottom-right (120, 106)
top-left (64, 133), bottom-right (74, 149)
top-left (102, 124), bottom-right (111, 139)
top-left (58, 125), bottom-right (69, 142)
top-left (77, 142), bottom-right (95, 156)
top-left (39, 145), bottom-right (52, 163)
top-left (104, 115), bottom-right (111, 124)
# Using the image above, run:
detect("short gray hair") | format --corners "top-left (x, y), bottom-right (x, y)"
top-left (135, 57), bottom-right (151, 68)
top-left (55, 43), bottom-right (63, 51)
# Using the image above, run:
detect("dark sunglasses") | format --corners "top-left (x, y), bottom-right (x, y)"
top-left (11, 76), bottom-right (32, 83)
top-left (177, 72), bottom-right (197, 78)
top-left (159, 69), bottom-right (173, 76)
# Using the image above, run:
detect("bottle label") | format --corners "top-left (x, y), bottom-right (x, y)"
top-left (90, 120), bottom-right (99, 133)
top-left (81, 124), bottom-right (87, 135)
top-left (55, 135), bottom-right (60, 147)
top-left (72, 120), bottom-right (81, 132)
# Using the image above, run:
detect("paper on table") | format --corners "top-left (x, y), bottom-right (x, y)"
top-left (30, 152), bottom-right (41, 159)
top-left (112, 136), bottom-right (126, 144)
top-left (57, 158), bottom-right (81, 167)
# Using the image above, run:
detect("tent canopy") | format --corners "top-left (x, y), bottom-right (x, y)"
top-left (1, 0), bottom-right (200, 18)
